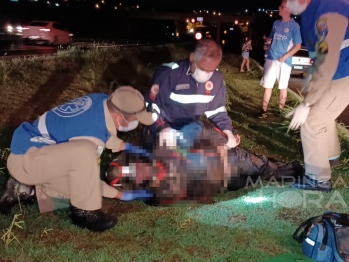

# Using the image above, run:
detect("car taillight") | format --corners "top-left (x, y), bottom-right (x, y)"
top-left (39, 29), bottom-right (50, 32)
top-left (310, 60), bottom-right (314, 64)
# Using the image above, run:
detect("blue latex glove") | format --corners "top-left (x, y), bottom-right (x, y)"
top-left (124, 143), bottom-right (153, 158)
top-left (120, 190), bottom-right (153, 201)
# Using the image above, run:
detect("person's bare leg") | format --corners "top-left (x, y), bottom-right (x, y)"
top-left (262, 88), bottom-right (273, 112)
top-left (240, 59), bottom-right (246, 71)
top-left (279, 89), bottom-right (288, 109)
top-left (246, 58), bottom-right (251, 71)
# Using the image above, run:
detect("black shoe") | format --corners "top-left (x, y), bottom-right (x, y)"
top-left (257, 110), bottom-right (267, 119)
top-left (69, 205), bottom-right (117, 232)
top-left (0, 176), bottom-right (36, 215)
top-left (330, 158), bottom-right (342, 168)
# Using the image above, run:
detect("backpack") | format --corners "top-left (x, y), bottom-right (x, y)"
top-left (293, 211), bottom-right (349, 262)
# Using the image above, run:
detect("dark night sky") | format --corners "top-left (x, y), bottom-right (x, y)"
top-left (117, 0), bottom-right (283, 12)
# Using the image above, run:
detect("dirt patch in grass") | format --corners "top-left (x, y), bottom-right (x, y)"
top-left (101, 201), bottom-right (144, 217)
top-left (158, 240), bottom-right (176, 253)
top-left (166, 255), bottom-right (184, 262)
top-left (228, 214), bottom-right (247, 224)
top-left (233, 234), bottom-right (250, 247)
top-left (186, 245), bottom-right (212, 258)
top-left (36, 229), bottom-right (75, 245)
top-left (276, 207), bottom-right (304, 226)
top-left (257, 242), bottom-right (289, 256)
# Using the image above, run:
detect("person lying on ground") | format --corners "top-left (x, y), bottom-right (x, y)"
top-left (106, 121), bottom-right (304, 205)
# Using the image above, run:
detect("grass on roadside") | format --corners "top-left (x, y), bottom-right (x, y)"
top-left (0, 44), bottom-right (348, 262)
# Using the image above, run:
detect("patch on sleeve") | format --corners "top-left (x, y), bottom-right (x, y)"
top-left (315, 18), bottom-right (328, 38)
top-left (150, 84), bottom-right (159, 100)
top-left (315, 18), bottom-right (329, 55)
top-left (162, 62), bottom-right (179, 70)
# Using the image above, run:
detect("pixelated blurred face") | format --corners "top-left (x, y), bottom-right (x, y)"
top-left (133, 163), bottom-right (152, 185)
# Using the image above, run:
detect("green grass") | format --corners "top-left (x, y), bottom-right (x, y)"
top-left (0, 44), bottom-right (349, 262)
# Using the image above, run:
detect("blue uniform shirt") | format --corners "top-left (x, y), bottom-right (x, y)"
top-left (267, 18), bottom-right (302, 67)
top-left (301, 0), bottom-right (349, 80)
top-left (144, 59), bottom-right (233, 132)
top-left (10, 94), bottom-right (112, 155)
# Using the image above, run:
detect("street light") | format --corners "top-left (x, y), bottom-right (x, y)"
top-left (195, 32), bottom-right (202, 40)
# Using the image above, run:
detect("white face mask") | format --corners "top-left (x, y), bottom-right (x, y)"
top-left (117, 117), bottom-right (139, 132)
top-left (192, 67), bottom-right (214, 83)
top-left (286, 0), bottom-right (308, 15)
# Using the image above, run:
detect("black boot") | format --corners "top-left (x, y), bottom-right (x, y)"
top-left (69, 205), bottom-right (117, 232)
top-left (0, 176), bottom-right (36, 215)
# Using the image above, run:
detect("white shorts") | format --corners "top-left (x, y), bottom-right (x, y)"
top-left (260, 59), bottom-right (292, 90)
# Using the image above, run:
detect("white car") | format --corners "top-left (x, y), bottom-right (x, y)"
top-left (21, 21), bottom-right (72, 45)
top-left (291, 47), bottom-right (313, 76)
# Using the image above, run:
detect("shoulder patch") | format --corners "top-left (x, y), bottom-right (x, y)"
top-left (162, 62), bottom-right (179, 70)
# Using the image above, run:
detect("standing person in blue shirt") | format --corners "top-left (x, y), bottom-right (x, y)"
top-left (286, 0), bottom-right (349, 191)
top-left (258, 0), bottom-right (302, 119)
top-left (143, 39), bottom-right (239, 151)
top-left (0, 86), bottom-right (155, 232)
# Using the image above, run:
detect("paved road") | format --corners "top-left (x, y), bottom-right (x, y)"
top-left (288, 74), bottom-right (349, 127)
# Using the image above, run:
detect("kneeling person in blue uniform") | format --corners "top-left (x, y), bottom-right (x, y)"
top-left (0, 86), bottom-right (155, 232)
top-left (143, 39), bottom-right (238, 151)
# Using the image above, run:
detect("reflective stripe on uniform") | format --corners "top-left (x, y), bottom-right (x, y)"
top-left (30, 112), bottom-right (57, 145)
top-left (205, 106), bottom-right (227, 118)
top-left (340, 38), bottom-right (349, 50)
top-left (163, 62), bottom-right (179, 69)
top-left (169, 93), bottom-right (215, 104)
top-left (305, 237), bottom-right (315, 246)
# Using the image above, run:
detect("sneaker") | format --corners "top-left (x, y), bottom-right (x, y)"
top-left (257, 110), bottom-right (267, 119)
top-left (0, 176), bottom-right (36, 215)
top-left (69, 205), bottom-right (117, 232)
top-left (329, 158), bottom-right (342, 168)
top-left (290, 175), bottom-right (332, 192)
